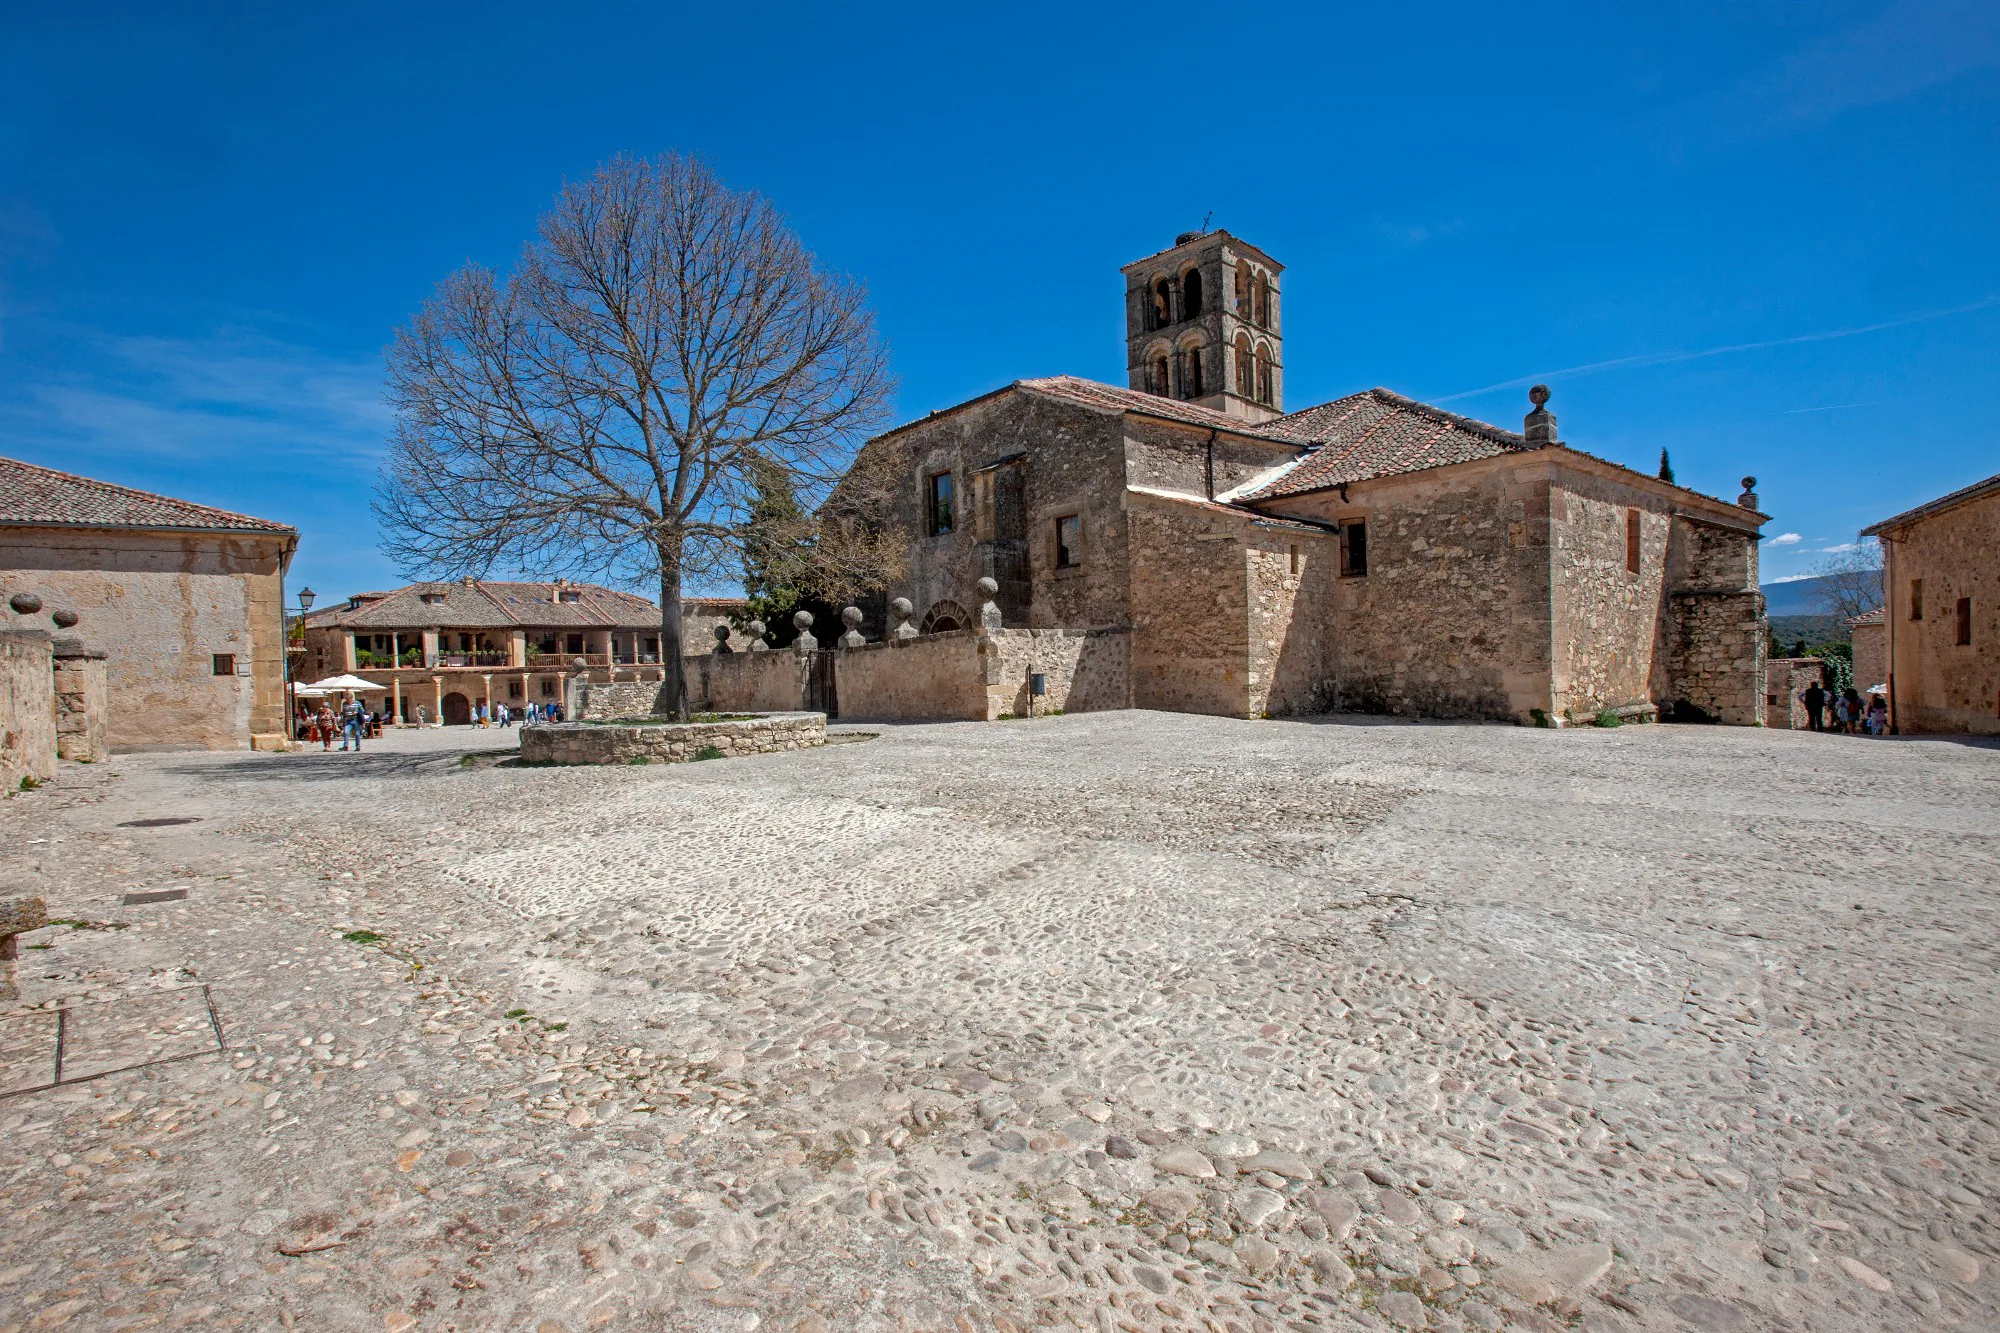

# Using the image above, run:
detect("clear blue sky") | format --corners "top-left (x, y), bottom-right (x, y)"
top-left (4, 2), bottom-right (1996, 600)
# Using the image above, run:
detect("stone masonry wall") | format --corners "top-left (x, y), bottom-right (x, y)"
top-left (834, 631), bottom-right (986, 722)
top-left (694, 653), bottom-right (807, 715)
top-left (1764, 657), bottom-right (1825, 729)
top-left (1666, 592), bottom-right (1766, 724)
top-left (1245, 527), bottom-right (1339, 718)
top-left (1550, 476), bottom-right (1673, 718)
top-left (521, 712), bottom-right (824, 765)
top-left (1121, 418), bottom-right (1300, 509)
top-left (1, 527), bottom-right (290, 751)
top-left (0, 630), bottom-right (55, 789)
top-left (1125, 491), bottom-right (1254, 717)
top-left (1850, 623), bottom-right (1886, 693)
top-left (51, 646), bottom-right (108, 762)
top-left (1264, 457), bottom-right (1555, 721)
top-left (978, 627), bottom-right (1133, 719)
top-left (1881, 487), bottom-right (1999, 735)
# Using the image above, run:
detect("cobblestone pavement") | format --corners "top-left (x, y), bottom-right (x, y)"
top-left (1, 713), bottom-right (1996, 1333)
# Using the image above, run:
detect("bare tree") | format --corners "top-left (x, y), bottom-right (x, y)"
top-left (375, 153), bottom-right (898, 716)
top-left (1810, 538), bottom-right (1885, 623)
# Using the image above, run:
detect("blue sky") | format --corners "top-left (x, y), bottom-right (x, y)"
top-left (4, 1), bottom-right (1997, 600)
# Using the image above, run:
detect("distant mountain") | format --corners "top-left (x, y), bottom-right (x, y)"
top-left (1761, 573), bottom-right (1877, 617)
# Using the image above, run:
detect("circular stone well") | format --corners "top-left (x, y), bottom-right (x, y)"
top-left (519, 711), bottom-right (825, 765)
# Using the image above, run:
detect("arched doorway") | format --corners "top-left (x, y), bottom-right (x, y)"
top-left (441, 691), bottom-right (472, 725)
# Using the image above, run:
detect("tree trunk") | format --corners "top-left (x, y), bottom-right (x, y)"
top-left (658, 555), bottom-right (689, 721)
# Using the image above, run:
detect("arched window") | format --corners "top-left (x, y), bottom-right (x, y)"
top-left (1183, 268), bottom-right (1204, 320)
top-left (1182, 344), bottom-right (1204, 398)
top-left (921, 600), bottom-right (969, 635)
top-left (1234, 334), bottom-right (1254, 396)
top-left (1152, 354), bottom-right (1171, 396)
top-left (1255, 344), bottom-right (1273, 405)
top-left (1235, 264), bottom-right (1251, 315)
top-left (1153, 277), bottom-right (1174, 330)
top-left (1253, 273), bottom-right (1271, 327)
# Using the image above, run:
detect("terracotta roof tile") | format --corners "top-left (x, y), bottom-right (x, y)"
top-left (1850, 607), bottom-right (1885, 627)
top-left (309, 580), bottom-right (698, 631)
top-left (1241, 390), bottom-right (1538, 499)
top-left (1017, 376), bottom-right (1292, 440)
top-left (1861, 469), bottom-right (2000, 536)
top-left (0, 454), bottom-right (292, 532)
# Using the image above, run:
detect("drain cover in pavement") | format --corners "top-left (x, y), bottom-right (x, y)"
top-left (117, 817), bottom-right (201, 828)
top-left (0, 986), bottom-right (224, 1097)
top-left (121, 889), bottom-right (188, 906)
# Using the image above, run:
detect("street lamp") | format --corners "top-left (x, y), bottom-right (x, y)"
top-left (287, 587), bottom-right (317, 744)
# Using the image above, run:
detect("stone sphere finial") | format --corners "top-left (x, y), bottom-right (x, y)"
top-left (841, 606), bottom-right (863, 629)
top-left (570, 656), bottom-right (588, 671)
top-left (1528, 384), bottom-right (1550, 408)
top-left (51, 609), bottom-right (79, 629)
top-left (9, 592), bottom-right (42, 615)
top-left (792, 609), bottom-right (814, 631)
top-left (1741, 476), bottom-right (1757, 491)
top-left (713, 623), bottom-right (731, 642)
top-left (976, 576), bottom-right (999, 598)
top-left (745, 619), bottom-right (766, 639)
top-left (890, 596), bottom-right (913, 618)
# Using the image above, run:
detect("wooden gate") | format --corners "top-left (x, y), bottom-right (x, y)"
top-left (805, 650), bottom-right (838, 719)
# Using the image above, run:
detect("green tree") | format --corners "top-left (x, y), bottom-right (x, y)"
top-left (739, 458), bottom-right (812, 645)
top-left (1657, 448), bottom-right (1675, 484)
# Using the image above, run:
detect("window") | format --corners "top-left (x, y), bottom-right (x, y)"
top-left (1340, 521), bottom-right (1368, 577)
top-left (1183, 268), bottom-right (1204, 320)
top-left (1234, 334), bottom-right (1254, 396)
top-left (1288, 544), bottom-right (1299, 576)
top-left (508, 680), bottom-right (524, 699)
top-left (1055, 514), bottom-right (1082, 569)
top-left (1910, 579), bottom-right (1924, 620)
top-left (926, 471), bottom-right (954, 536)
top-left (419, 592), bottom-right (445, 605)
top-left (1235, 263), bottom-right (1251, 315)
top-left (1625, 508), bottom-right (1642, 573)
top-left (211, 653), bottom-right (235, 676)
top-left (1152, 277), bottom-right (1174, 329)
top-left (1957, 597), bottom-right (1972, 646)
top-left (559, 589), bottom-right (582, 603)
top-left (1151, 354), bottom-right (1171, 396)
top-left (566, 633), bottom-right (584, 654)
top-left (1255, 344), bottom-right (1273, 406)
top-left (1182, 345), bottom-right (1204, 398)
top-left (1254, 272), bottom-right (1271, 327)
top-left (540, 679), bottom-right (556, 697)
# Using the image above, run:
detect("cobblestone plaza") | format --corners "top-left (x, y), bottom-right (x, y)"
top-left (1, 715), bottom-right (1994, 1332)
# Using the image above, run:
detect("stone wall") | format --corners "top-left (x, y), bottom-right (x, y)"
top-left (835, 631), bottom-right (986, 721)
top-left (1550, 478), bottom-right (1673, 718)
top-left (0, 526), bottom-right (291, 750)
top-left (51, 643), bottom-right (108, 762)
top-left (1851, 621), bottom-right (1886, 692)
top-left (521, 712), bottom-right (824, 765)
top-left (1665, 591), bottom-right (1766, 724)
top-left (1121, 418), bottom-right (1299, 512)
top-left (0, 630), bottom-right (55, 789)
top-left (1764, 657), bottom-right (1825, 729)
top-left (567, 676), bottom-right (672, 721)
top-left (1126, 490), bottom-right (1256, 716)
top-left (1265, 457), bottom-right (1555, 722)
top-left (1879, 487), bottom-right (1999, 735)
top-left (976, 627), bottom-right (1133, 719)
top-left (1245, 527), bottom-right (1339, 717)
top-left (694, 651), bottom-right (807, 714)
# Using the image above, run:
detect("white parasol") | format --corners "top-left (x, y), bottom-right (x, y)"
top-left (305, 674), bottom-right (387, 693)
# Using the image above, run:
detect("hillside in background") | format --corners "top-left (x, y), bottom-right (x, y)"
top-left (1760, 572), bottom-right (1880, 617)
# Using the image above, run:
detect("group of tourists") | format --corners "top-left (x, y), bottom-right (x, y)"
top-left (296, 697), bottom-right (385, 751)
top-left (1800, 680), bottom-right (1888, 736)
top-left (487, 700), bottom-right (562, 725)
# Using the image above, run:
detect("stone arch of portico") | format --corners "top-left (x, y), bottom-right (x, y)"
top-left (921, 599), bottom-right (970, 635)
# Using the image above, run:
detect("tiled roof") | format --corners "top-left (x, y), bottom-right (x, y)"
top-left (1241, 390), bottom-right (1539, 499)
top-left (1861, 470), bottom-right (2000, 536)
top-left (1017, 376), bottom-right (1293, 441)
top-left (0, 454), bottom-right (292, 533)
top-left (1850, 607), bottom-right (1885, 627)
top-left (308, 580), bottom-right (667, 631)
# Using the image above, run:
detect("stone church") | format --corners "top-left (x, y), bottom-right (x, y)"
top-left (841, 231), bottom-right (1769, 725)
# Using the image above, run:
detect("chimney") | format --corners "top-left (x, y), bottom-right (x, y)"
top-left (1523, 384), bottom-right (1558, 445)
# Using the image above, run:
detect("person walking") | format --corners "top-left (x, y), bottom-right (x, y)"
top-left (1866, 693), bottom-right (1888, 735)
top-left (1841, 687), bottom-right (1864, 736)
top-left (1802, 679), bottom-right (1826, 732)
top-left (315, 703), bottom-right (336, 750)
top-left (340, 696), bottom-right (364, 751)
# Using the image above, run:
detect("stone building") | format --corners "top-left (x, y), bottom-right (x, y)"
top-left (837, 232), bottom-right (1770, 725)
top-left (1862, 470), bottom-right (1999, 734)
top-left (0, 456), bottom-right (296, 751)
top-left (1849, 607), bottom-right (1886, 693)
top-left (298, 580), bottom-right (741, 724)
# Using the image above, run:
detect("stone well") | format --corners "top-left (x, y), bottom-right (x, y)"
top-left (519, 711), bottom-right (825, 765)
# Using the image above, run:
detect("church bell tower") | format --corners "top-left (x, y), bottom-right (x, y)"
top-left (1121, 231), bottom-right (1284, 423)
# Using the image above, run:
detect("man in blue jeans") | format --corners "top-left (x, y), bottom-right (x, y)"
top-left (340, 697), bottom-right (365, 751)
